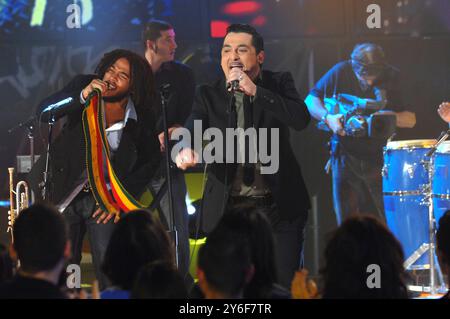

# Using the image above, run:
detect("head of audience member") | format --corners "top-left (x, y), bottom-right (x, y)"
top-left (221, 23), bottom-right (265, 82)
top-left (321, 215), bottom-right (408, 299)
top-left (350, 43), bottom-right (386, 87)
top-left (197, 229), bottom-right (253, 299)
top-left (102, 210), bottom-right (174, 291)
top-left (143, 20), bottom-right (177, 72)
top-left (437, 211), bottom-right (450, 286)
top-left (95, 49), bottom-right (156, 110)
top-left (213, 205), bottom-right (283, 298)
top-left (0, 243), bottom-right (14, 284)
top-left (131, 260), bottom-right (187, 299)
top-left (10, 203), bottom-right (71, 285)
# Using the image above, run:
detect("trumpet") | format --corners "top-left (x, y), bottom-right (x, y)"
top-left (8, 167), bottom-right (30, 241)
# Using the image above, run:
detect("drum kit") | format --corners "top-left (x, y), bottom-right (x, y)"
top-left (383, 132), bottom-right (450, 295)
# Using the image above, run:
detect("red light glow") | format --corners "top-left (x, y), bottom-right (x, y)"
top-left (252, 15), bottom-right (267, 27)
top-left (211, 20), bottom-right (230, 38)
top-left (222, 1), bottom-right (262, 16)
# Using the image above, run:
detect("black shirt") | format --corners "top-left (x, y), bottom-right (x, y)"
top-left (154, 61), bottom-right (196, 133)
top-left (0, 275), bottom-right (67, 299)
top-left (310, 61), bottom-right (404, 162)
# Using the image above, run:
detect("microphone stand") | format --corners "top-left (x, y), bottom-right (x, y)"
top-left (159, 84), bottom-right (178, 268)
top-left (40, 111), bottom-right (56, 201)
top-left (425, 129), bottom-right (450, 158)
top-left (7, 116), bottom-right (37, 168)
top-left (8, 117), bottom-right (37, 202)
top-left (418, 129), bottom-right (450, 295)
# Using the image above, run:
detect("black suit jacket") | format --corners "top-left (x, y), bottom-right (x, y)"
top-left (28, 74), bottom-right (161, 207)
top-left (184, 70), bottom-right (311, 233)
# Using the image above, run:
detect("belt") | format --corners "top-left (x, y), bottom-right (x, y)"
top-left (229, 193), bottom-right (274, 208)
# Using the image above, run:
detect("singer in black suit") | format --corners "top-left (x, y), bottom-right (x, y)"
top-left (28, 49), bottom-right (161, 290)
top-left (175, 24), bottom-right (311, 288)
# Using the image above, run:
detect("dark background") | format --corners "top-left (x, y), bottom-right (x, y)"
top-left (1, 0), bottom-right (450, 276)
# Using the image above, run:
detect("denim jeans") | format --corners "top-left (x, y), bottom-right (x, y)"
top-left (331, 152), bottom-right (385, 225)
top-left (63, 191), bottom-right (116, 291)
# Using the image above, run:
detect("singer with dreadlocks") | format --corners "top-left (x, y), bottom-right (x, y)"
top-left (28, 49), bottom-right (161, 290)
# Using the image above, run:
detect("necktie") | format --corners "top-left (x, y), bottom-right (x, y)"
top-left (243, 95), bottom-right (255, 186)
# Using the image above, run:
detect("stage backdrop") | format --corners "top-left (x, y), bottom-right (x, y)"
top-left (1, 0), bottom-right (450, 276)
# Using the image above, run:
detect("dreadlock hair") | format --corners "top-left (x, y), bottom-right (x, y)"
top-left (94, 49), bottom-right (156, 114)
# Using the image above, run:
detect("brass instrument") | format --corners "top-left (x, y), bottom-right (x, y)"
top-left (8, 167), bottom-right (29, 241)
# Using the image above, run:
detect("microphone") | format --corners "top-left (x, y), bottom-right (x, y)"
top-left (87, 80), bottom-right (111, 100)
top-left (228, 61), bottom-right (244, 92)
top-left (41, 97), bottom-right (75, 113)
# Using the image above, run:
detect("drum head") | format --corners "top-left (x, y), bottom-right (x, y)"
top-left (386, 139), bottom-right (437, 150)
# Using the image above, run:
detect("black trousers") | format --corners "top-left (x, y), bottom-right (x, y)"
top-left (63, 191), bottom-right (116, 291)
top-left (227, 196), bottom-right (308, 289)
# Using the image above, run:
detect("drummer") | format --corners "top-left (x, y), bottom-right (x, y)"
top-left (305, 43), bottom-right (417, 225)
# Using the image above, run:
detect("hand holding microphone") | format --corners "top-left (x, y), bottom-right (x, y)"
top-left (228, 61), bottom-right (244, 92)
top-left (227, 61), bottom-right (257, 96)
top-left (82, 79), bottom-right (112, 100)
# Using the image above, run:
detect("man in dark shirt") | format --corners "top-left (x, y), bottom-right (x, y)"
top-left (143, 20), bottom-right (195, 284)
top-left (0, 204), bottom-right (70, 299)
top-left (305, 43), bottom-right (416, 225)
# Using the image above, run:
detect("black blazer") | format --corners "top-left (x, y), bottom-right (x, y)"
top-left (28, 74), bottom-right (161, 207)
top-left (184, 70), bottom-right (311, 233)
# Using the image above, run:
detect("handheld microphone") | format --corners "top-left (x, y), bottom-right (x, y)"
top-left (87, 80), bottom-right (112, 100)
top-left (228, 61), bottom-right (244, 92)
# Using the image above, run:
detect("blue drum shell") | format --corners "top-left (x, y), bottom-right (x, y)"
top-left (383, 147), bottom-right (430, 193)
top-left (432, 151), bottom-right (450, 197)
top-left (384, 195), bottom-right (431, 268)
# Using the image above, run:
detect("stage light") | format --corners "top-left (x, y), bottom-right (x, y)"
top-left (210, 20), bottom-right (230, 38)
top-left (0, 200), bottom-right (9, 207)
top-left (30, 0), bottom-right (93, 28)
top-left (187, 203), bottom-right (196, 215)
top-left (222, 1), bottom-right (262, 16)
top-left (30, 0), bottom-right (46, 27)
top-left (79, 0), bottom-right (93, 25)
top-left (251, 15), bottom-right (266, 27)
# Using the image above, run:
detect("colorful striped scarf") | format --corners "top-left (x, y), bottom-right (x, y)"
top-left (82, 89), bottom-right (154, 215)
